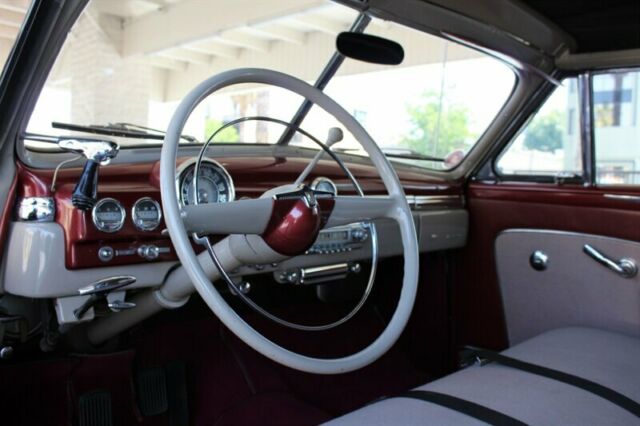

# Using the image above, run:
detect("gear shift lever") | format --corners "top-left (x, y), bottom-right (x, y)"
top-left (58, 138), bottom-right (119, 210)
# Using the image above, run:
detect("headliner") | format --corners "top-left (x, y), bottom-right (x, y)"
top-left (523, 0), bottom-right (640, 53)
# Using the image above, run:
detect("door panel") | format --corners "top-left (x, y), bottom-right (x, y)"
top-left (496, 229), bottom-right (640, 345)
top-left (453, 182), bottom-right (640, 350)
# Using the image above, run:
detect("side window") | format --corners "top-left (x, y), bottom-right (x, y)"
top-left (496, 78), bottom-right (582, 178)
top-left (593, 70), bottom-right (640, 185)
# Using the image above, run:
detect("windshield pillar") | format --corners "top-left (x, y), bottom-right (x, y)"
top-left (275, 13), bottom-right (371, 146)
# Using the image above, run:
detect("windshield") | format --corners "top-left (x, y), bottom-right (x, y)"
top-left (26, 0), bottom-right (515, 170)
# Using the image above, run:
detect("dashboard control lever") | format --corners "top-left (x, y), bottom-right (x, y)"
top-left (78, 276), bottom-right (136, 295)
top-left (107, 300), bottom-right (137, 312)
top-left (58, 138), bottom-right (119, 210)
top-left (75, 276), bottom-right (136, 320)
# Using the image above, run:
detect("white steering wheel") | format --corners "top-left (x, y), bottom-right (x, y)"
top-left (160, 68), bottom-right (419, 374)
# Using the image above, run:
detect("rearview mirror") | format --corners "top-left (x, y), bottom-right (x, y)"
top-left (336, 32), bottom-right (404, 65)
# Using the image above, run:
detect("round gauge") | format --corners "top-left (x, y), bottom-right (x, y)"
top-left (177, 160), bottom-right (235, 206)
top-left (311, 177), bottom-right (337, 196)
top-left (132, 197), bottom-right (162, 231)
top-left (92, 198), bottom-right (125, 233)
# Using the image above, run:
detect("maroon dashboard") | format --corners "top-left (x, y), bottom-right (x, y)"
top-left (15, 155), bottom-right (460, 270)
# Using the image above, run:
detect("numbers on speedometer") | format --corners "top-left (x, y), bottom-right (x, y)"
top-left (177, 159), bottom-right (235, 206)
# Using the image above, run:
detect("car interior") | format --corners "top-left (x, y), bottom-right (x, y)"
top-left (0, 0), bottom-right (638, 425)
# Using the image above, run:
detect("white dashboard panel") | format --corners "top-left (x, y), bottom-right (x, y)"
top-left (2, 222), bottom-right (179, 298)
top-left (1, 208), bottom-right (468, 298)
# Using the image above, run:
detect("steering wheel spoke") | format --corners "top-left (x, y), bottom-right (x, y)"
top-left (325, 195), bottom-right (397, 228)
top-left (181, 197), bottom-right (273, 235)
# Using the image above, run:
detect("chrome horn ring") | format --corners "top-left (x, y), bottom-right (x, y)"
top-left (192, 116), bottom-right (379, 331)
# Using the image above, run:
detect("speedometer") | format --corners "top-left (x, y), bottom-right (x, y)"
top-left (177, 159), bottom-right (235, 206)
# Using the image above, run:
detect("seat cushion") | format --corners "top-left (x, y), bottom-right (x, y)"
top-left (326, 327), bottom-right (640, 425)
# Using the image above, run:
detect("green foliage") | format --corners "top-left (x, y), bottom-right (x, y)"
top-left (523, 110), bottom-right (565, 153)
top-left (400, 91), bottom-right (473, 158)
top-left (204, 118), bottom-right (239, 143)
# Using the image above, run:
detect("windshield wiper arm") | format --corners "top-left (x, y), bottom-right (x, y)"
top-left (335, 146), bottom-right (445, 162)
top-left (382, 152), bottom-right (445, 162)
top-left (51, 122), bottom-right (199, 143)
top-left (110, 122), bottom-right (198, 143)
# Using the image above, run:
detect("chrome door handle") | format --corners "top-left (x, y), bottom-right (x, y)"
top-left (582, 244), bottom-right (638, 279)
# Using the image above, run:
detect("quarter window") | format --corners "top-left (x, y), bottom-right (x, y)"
top-left (496, 78), bottom-right (582, 178)
top-left (593, 70), bottom-right (640, 185)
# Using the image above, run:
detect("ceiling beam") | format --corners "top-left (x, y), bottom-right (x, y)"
top-left (183, 41), bottom-right (239, 59)
top-left (0, 9), bottom-right (24, 28)
top-left (157, 48), bottom-right (212, 65)
top-left (122, 0), bottom-right (324, 56)
top-left (0, 0), bottom-right (29, 14)
top-left (291, 15), bottom-right (347, 35)
top-left (244, 24), bottom-right (306, 45)
top-left (137, 0), bottom-right (165, 8)
top-left (148, 56), bottom-right (187, 71)
top-left (0, 23), bottom-right (18, 40)
top-left (216, 30), bottom-right (270, 52)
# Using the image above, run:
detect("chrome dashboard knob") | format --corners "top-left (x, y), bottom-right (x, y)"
top-left (138, 244), bottom-right (160, 261)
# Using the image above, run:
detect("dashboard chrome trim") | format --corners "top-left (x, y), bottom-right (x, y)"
top-left (406, 194), bottom-right (463, 209)
top-left (310, 176), bottom-right (338, 196)
top-left (16, 197), bottom-right (55, 222)
top-left (175, 157), bottom-right (236, 206)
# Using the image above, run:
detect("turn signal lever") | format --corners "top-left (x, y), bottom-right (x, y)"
top-left (58, 138), bottom-right (119, 210)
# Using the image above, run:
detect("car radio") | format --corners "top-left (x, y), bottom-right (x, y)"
top-left (305, 223), bottom-right (369, 255)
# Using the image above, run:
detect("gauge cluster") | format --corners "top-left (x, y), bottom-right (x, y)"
top-left (90, 159), bottom-right (235, 235)
top-left (91, 196), bottom-right (162, 233)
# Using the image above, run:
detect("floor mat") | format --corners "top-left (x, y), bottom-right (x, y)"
top-left (0, 357), bottom-right (74, 425)
top-left (0, 302), bottom-right (431, 425)
top-left (214, 391), bottom-right (330, 426)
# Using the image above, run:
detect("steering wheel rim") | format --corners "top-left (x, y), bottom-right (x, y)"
top-left (160, 68), bottom-right (419, 374)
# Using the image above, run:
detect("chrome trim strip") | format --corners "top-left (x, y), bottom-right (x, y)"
top-left (16, 197), bottom-right (55, 222)
top-left (603, 194), bottom-right (640, 202)
top-left (403, 184), bottom-right (451, 191)
top-left (497, 228), bottom-right (640, 247)
top-left (579, 73), bottom-right (594, 186)
top-left (406, 194), bottom-right (463, 208)
top-left (301, 263), bottom-right (350, 281)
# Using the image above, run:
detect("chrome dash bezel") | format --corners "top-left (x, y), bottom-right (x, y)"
top-left (131, 197), bottom-right (162, 231)
top-left (175, 157), bottom-right (236, 207)
top-left (310, 176), bottom-right (338, 196)
top-left (92, 197), bottom-right (126, 233)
